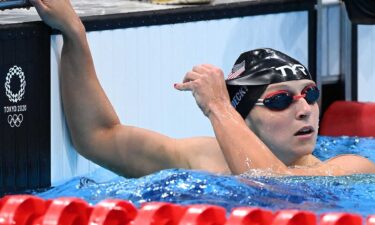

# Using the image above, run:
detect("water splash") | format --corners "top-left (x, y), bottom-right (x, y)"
top-left (35, 136), bottom-right (375, 216)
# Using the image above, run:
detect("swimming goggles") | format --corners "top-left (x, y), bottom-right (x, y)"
top-left (255, 85), bottom-right (320, 111)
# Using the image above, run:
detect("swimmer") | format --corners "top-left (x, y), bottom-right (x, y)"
top-left (31, 0), bottom-right (375, 177)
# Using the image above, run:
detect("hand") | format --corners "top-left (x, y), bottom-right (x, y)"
top-left (175, 64), bottom-right (231, 117)
top-left (29, 0), bottom-right (82, 35)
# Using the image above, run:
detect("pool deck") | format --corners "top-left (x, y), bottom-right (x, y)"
top-left (0, 0), bottom-right (316, 26)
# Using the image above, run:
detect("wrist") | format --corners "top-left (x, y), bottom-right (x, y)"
top-left (207, 101), bottom-right (237, 120)
top-left (62, 18), bottom-right (86, 40)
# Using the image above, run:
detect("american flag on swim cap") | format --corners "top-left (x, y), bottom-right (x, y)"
top-left (227, 60), bottom-right (246, 80)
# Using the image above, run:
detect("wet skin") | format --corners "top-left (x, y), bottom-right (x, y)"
top-left (246, 80), bottom-right (320, 167)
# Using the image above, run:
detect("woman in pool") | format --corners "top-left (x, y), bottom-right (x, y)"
top-left (30, 0), bottom-right (375, 177)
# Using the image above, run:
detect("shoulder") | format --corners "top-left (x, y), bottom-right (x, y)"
top-left (289, 154), bottom-right (375, 176)
top-left (324, 154), bottom-right (375, 175)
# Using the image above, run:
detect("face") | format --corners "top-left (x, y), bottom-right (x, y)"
top-left (245, 80), bottom-right (319, 166)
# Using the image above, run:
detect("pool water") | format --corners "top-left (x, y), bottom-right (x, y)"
top-left (36, 136), bottom-right (375, 217)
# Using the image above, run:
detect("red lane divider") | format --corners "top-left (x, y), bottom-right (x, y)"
top-left (0, 196), bottom-right (10, 212)
top-left (272, 210), bottom-right (317, 225)
top-left (0, 195), bottom-right (372, 225)
top-left (367, 215), bottom-right (375, 225)
top-left (320, 213), bottom-right (362, 225)
top-left (133, 202), bottom-right (185, 225)
top-left (89, 199), bottom-right (137, 225)
top-left (0, 195), bottom-right (46, 225)
top-left (366, 215), bottom-right (375, 225)
top-left (179, 205), bottom-right (227, 225)
top-left (226, 207), bottom-right (273, 225)
top-left (41, 197), bottom-right (91, 225)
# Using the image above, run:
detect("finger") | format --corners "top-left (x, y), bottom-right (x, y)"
top-left (200, 64), bottom-right (216, 70)
top-left (201, 64), bottom-right (225, 78)
top-left (174, 81), bottom-right (194, 91)
top-left (29, 0), bottom-right (47, 12)
top-left (29, 0), bottom-right (44, 8)
top-left (192, 65), bottom-right (209, 74)
top-left (182, 71), bottom-right (201, 83)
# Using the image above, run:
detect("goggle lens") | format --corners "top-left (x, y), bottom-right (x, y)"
top-left (303, 85), bottom-right (320, 104)
top-left (263, 92), bottom-right (293, 110)
top-left (260, 85), bottom-right (319, 111)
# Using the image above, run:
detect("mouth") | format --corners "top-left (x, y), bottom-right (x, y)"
top-left (294, 126), bottom-right (314, 136)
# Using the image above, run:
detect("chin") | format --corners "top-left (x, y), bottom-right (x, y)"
top-left (296, 144), bottom-right (315, 156)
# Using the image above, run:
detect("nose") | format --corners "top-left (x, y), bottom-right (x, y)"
top-left (295, 97), bottom-right (312, 120)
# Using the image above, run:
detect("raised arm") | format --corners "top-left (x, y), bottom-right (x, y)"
top-left (175, 64), bottom-right (289, 174)
top-left (175, 64), bottom-right (375, 176)
top-left (30, 0), bottom-right (228, 177)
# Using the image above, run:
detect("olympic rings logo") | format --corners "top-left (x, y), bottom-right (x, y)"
top-left (7, 114), bottom-right (23, 128)
top-left (5, 65), bottom-right (26, 103)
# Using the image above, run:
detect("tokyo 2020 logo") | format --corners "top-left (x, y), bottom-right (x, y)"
top-left (3, 65), bottom-right (27, 128)
top-left (5, 65), bottom-right (26, 103)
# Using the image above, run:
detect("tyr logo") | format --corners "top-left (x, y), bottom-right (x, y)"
top-left (275, 64), bottom-right (307, 77)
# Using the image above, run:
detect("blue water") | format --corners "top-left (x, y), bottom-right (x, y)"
top-left (36, 136), bottom-right (375, 217)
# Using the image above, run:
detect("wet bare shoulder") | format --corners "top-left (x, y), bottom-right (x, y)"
top-left (324, 154), bottom-right (375, 175)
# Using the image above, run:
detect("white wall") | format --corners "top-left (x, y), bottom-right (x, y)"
top-left (320, 4), bottom-right (341, 77)
top-left (358, 25), bottom-right (375, 102)
top-left (51, 11), bottom-right (309, 184)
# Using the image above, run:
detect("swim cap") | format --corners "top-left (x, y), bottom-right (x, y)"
top-left (226, 48), bottom-right (313, 118)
